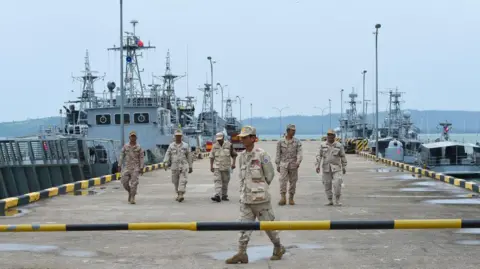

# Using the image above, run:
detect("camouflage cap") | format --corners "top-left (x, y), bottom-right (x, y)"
top-left (327, 129), bottom-right (336, 135)
top-left (215, 132), bottom-right (224, 140)
top-left (238, 125), bottom-right (256, 137)
top-left (174, 129), bottom-right (183, 136)
top-left (286, 124), bottom-right (296, 130)
top-left (129, 130), bottom-right (137, 137)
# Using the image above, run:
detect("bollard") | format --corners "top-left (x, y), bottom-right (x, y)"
top-left (1, 219), bottom-right (479, 232)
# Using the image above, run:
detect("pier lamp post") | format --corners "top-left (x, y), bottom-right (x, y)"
top-left (273, 106), bottom-right (289, 137)
top-left (314, 106), bottom-right (329, 135)
top-left (236, 96), bottom-right (243, 125)
top-left (340, 89), bottom-right (344, 142)
top-left (362, 70), bottom-right (367, 138)
top-left (216, 83), bottom-right (227, 119)
top-left (374, 23), bottom-right (381, 158)
top-left (329, 99), bottom-right (332, 129)
top-left (250, 103), bottom-right (253, 125)
top-left (207, 56), bottom-right (215, 137)
top-left (119, 0), bottom-right (125, 145)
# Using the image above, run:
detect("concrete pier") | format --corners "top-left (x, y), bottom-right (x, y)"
top-left (0, 141), bottom-right (479, 268)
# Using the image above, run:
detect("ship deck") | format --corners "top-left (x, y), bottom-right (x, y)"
top-left (1, 141), bottom-right (479, 268)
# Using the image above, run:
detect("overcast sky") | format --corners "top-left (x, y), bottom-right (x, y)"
top-left (1, 0), bottom-right (479, 122)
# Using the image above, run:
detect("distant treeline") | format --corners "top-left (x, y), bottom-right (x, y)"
top-left (1, 110), bottom-right (480, 138)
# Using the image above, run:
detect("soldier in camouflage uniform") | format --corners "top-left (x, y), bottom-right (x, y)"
top-left (118, 131), bottom-right (145, 204)
top-left (226, 126), bottom-right (286, 264)
top-left (275, 124), bottom-right (303, 205)
top-left (209, 132), bottom-right (238, 202)
top-left (163, 129), bottom-right (193, 202)
top-left (315, 129), bottom-right (347, 206)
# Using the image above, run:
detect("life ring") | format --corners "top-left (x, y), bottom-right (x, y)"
top-left (137, 114), bottom-right (146, 122)
top-left (99, 115), bottom-right (107, 124)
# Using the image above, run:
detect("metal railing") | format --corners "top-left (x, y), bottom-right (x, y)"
top-left (422, 155), bottom-right (480, 166)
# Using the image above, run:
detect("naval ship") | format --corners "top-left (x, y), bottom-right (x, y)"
top-left (367, 88), bottom-right (422, 162)
top-left (63, 20), bottom-right (204, 165)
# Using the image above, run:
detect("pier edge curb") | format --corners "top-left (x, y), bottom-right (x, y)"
top-left (0, 152), bottom-right (210, 215)
top-left (357, 151), bottom-right (480, 194)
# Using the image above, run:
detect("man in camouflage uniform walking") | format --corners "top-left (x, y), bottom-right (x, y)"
top-left (275, 124), bottom-right (303, 205)
top-left (163, 129), bottom-right (193, 202)
top-left (210, 132), bottom-right (238, 202)
top-left (315, 129), bottom-right (347, 206)
top-left (118, 131), bottom-right (145, 204)
top-left (226, 126), bottom-right (285, 264)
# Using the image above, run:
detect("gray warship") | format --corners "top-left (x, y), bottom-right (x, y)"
top-left (64, 20), bottom-right (203, 165)
top-left (367, 88), bottom-right (422, 161)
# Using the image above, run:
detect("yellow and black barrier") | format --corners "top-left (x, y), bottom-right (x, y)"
top-left (1, 219), bottom-right (479, 232)
top-left (357, 151), bottom-right (480, 194)
top-left (0, 153), bottom-right (210, 215)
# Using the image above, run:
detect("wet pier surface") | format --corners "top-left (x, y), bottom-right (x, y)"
top-left (1, 141), bottom-right (479, 269)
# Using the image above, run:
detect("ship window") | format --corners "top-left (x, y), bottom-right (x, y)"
top-left (114, 114), bottom-right (130, 124)
top-left (134, 113), bottom-right (150, 124)
top-left (95, 114), bottom-right (111, 125)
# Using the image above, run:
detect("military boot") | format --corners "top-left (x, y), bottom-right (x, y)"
top-left (270, 244), bottom-right (286, 260)
top-left (175, 193), bottom-right (179, 201)
top-left (128, 193), bottom-right (132, 203)
top-left (278, 193), bottom-right (286, 206)
top-left (334, 195), bottom-right (342, 206)
top-left (225, 250), bottom-right (248, 264)
top-left (288, 194), bottom-right (295, 205)
top-left (211, 194), bottom-right (221, 202)
top-left (325, 198), bottom-right (333, 206)
top-left (177, 192), bottom-right (185, 202)
top-left (221, 195), bottom-right (229, 201)
top-left (129, 195), bottom-right (136, 204)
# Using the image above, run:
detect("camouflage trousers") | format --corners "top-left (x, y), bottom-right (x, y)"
top-left (322, 171), bottom-right (343, 199)
top-left (237, 202), bottom-right (280, 251)
top-left (279, 167), bottom-right (298, 195)
top-left (214, 169), bottom-right (230, 196)
top-left (121, 170), bottom-right (140, 196)
top-left (172, 168), bottom-right (188, 193)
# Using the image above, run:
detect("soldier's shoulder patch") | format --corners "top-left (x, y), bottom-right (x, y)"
top-left (262, 154), bottom-right (271, 164)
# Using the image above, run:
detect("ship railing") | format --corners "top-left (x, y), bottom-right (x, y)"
top-left (423, 155), bottom-right (480, 167)
top-left (0, 138), bottom-right (79, 167)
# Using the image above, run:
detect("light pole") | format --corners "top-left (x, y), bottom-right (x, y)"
top-left (250, 103), bottom-right (252, 125)
top-left (362, 70), bottom-right (367, 138)
top-left (273, 106), bottom-right (289, 137)
top-left (119, 0), bottom-right (125, 145)
top-left (314, 106), bottom-right (329, 135)
top-left (236, 96), bottom-right (243, 125)
top-left (374, 23), bottom-right (381, 158)
top-left (216, 83), bottom-right (227, 119)
top-left (340, 89), bottom-right (344, 142)
top-left (328, 99), bottom-right (332, 129)
top-left (207, 56), bottom-right (215, 137)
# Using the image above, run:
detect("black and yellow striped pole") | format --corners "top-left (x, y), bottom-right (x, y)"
top-left (1, 219), bottom-right (479, 232)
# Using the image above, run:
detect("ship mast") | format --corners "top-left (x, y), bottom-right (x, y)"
top-left (71, 50), bottom-right (105, 111)
top-left (108, 20), bottom-right (155, 106)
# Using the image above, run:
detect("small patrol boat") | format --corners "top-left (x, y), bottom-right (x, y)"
top-left (415, 122), bottom-right (480, 177)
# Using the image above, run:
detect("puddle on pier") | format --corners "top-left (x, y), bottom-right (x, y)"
top-left (399, 187), bottom-right (438, 192)
top-left (455, 229), bottom-right (480, 234)
top-left (411, 181), bottom-right (437, 186)
top-left (205, 244), bottom-right (323, 262)
top-left (0, 208), bottom-right (30, 218)
top-left (423, 199), bottom-right (480, 205)
top-left (0, 243), bottom-right (98, 257)
top-left (454, 240), bottom-right (480, 246)
top-left (68, 189), bottom-right (104, 196)
top-left (59, 250), bottom-right (98, 257)
top-left (369, 168), bottom-right (397, 173)
top-left (376, 174), bottom-right (421, 180)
